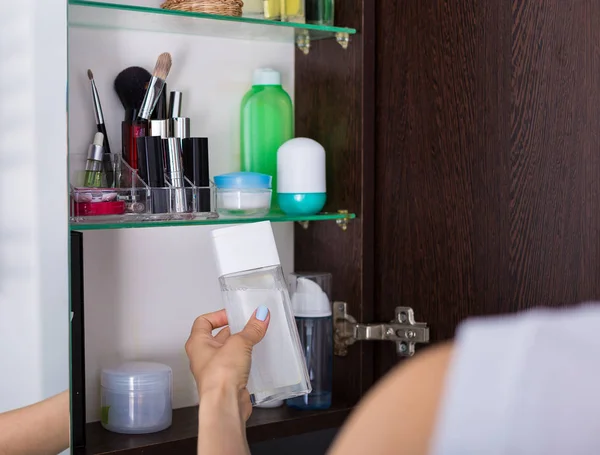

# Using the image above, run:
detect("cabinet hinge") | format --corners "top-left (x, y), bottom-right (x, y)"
top-left (334, 302), bottom-right (430, 357)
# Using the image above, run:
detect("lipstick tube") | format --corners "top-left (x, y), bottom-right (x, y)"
top-left (168, 91), bottom-right (182, 118)
top-left (149, 119), bottom-right (169, 139)
top-left (183, 137), bottom-right (210, 212)
top-left (168, 90), bottom-right (190, 142)
top-left (170, 117), bottom-right (190, 140)
top-left (165, 137), bottom-right (187, 213)
top-left (137, 136), bottom-right (168, 214)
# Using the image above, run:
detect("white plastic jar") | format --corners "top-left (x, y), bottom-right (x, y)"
top-left (100, 362), bottom-right (172, 434)
top-left (214, 172), bottom-right (272, 217)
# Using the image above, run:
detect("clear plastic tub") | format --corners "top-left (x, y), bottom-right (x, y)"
top-left (100, 362), bottom-right (172, 435)
top-left (214, 172), bottom-right (272, 217)
top-left (216, 188), bottom-right (272, 217)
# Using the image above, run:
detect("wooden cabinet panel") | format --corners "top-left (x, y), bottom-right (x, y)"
top-left (375, 0), bottom-right (600, 376)
top-left (295, 0), bottom-right (376, 403)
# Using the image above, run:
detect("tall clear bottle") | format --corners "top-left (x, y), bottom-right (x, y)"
top-left (211, 222), bottom-right (312, 405)
top-left (286, 273), bottom-right (333, 410)
top-left (240, 68), bottom-right (293, 209)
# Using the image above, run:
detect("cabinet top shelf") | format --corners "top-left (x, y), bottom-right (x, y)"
top-left (68, 0), bottom-right (357, 44)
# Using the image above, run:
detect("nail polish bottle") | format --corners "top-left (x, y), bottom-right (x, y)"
top-left (84, 132), bottom-right (105, 188)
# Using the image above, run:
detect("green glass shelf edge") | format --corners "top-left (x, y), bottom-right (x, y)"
top-left (70, 212), bottom-right (356, 231)
top-left (68, 0), bottom-right (356, 39)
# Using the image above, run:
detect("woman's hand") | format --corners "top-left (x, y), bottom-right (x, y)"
top-left (185, 306), bottom-right (270, 421)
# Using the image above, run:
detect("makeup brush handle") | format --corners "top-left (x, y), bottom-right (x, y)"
top-left (97, 123), bottom-right (114, 187)
top-left (129, 120), bottom-right (148, 171)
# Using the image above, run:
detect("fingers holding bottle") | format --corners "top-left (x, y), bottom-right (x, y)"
top-left (235, 305), bottom-right (270, 348)
top-left (186, 306), bottom-right (270, 398)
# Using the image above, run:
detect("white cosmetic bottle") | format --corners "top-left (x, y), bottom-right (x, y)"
top-left (211, 222), bottom-right (312, 405)
top-left (277, 137), bottom-right (327, 216)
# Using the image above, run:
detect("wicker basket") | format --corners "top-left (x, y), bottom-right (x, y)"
top-left (161, 0), bottom-right (244, 17)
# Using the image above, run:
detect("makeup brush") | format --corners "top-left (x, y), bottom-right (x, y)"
top-left (138, 53), bottom-right (173, 121)
top-left (87, 69), bottom-right (114, 187)
top-left (114, 66), bottom-right (151, 115)
top-left (114, 67), bottom-right (152, 171)
top-left (129, 53), bottom-right (173, 171)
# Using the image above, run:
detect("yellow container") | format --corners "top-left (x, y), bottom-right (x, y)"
top-left (264, 0), bottom-right (305, 22)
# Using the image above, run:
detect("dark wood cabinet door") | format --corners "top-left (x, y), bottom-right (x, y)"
top-left (374, 0), bottom-right (600, 377)
top-left (295, 0), bottom-right (376, 404)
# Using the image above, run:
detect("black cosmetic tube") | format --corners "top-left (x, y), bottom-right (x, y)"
top-left (182, 137), bottom-right (210, 212)
top-left (151, 82), bottom-right (167, 120)
top-left (137, 136), bottom-right (168, 214)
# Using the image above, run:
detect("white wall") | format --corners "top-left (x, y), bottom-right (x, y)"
top-left (0, 0), bottom-right (69, 413)
top-left (67, 26), bottom-right (295, 421)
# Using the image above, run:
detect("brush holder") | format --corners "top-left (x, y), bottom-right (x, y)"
top-left (69, 154), bottom-right (217, 224)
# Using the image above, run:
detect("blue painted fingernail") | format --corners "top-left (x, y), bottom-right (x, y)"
top-left (256, 305), bottom-right (269, 321)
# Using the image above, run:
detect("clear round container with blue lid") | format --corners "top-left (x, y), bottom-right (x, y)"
top-left (100, 362), bottom-right (172, 435)
top-left (214, 172), bottom-right (272, 217)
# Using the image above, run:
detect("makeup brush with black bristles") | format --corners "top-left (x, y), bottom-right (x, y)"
top-left (114, 66), bottom-right (152, 120)
top-left (129, 53), bottom-right (173, 171)
top-left (87, 69), bottom-right (114, 187)
top-left (114, 67), bottom-right (151, 170)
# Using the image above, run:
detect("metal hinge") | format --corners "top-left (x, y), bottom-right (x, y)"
top-left (334, 302), bottom-right (430, 357)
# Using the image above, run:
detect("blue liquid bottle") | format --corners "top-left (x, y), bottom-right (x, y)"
top-left (287, 273), bottom-right (333, 410)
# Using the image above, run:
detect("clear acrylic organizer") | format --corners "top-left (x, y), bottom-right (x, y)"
top-left (70, 154), bottom-right (217, 224)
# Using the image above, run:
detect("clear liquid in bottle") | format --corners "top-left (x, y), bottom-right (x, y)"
top-left (212, 222), bottom-right (312, 405)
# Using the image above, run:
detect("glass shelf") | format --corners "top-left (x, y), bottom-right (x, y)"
top-left (68, 0), bottom-right (356, 49)
top-left (69, 211), bottom-right (355, 231)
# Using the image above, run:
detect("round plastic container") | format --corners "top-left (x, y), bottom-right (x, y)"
top-left (215, 172), bottom-right (272, 217)
top-left (277, 138), bottom-right (327, 216)
top-left (100, 362), bottom-right (172, 435)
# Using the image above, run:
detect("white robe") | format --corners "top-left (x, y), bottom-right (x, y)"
top-left (431, 304), bottom-right (600, 455)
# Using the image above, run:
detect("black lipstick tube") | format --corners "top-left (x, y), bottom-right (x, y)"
top-left (183, 137), bottom-right (210, 212)
top-left (137, 136), bottom-right (168, 214)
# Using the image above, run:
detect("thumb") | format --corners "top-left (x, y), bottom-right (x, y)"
top-left (238, 305), bottom-right (270, 347)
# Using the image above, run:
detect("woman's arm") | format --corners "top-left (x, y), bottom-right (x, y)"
top-left (0, 390), bottom-right (70, 455)
top-left (186, 307), bottom-right (270, 455)
top-left (198, 386), bottom-right (249, 455)
top-left (329, 343), bottom-right (453, 455)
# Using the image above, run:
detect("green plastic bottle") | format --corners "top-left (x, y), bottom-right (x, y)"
top-left (241, 68), bottom-right (293, 209)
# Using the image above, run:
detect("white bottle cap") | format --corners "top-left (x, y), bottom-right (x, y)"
top-left (211, 221), bottom-right (281, 277)
top-left (291, 277), bottom-right (332, 317)
top-left (277, 138), bottom-right (326, 193)
top-left (253, 68), bottom-right (282, 86)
